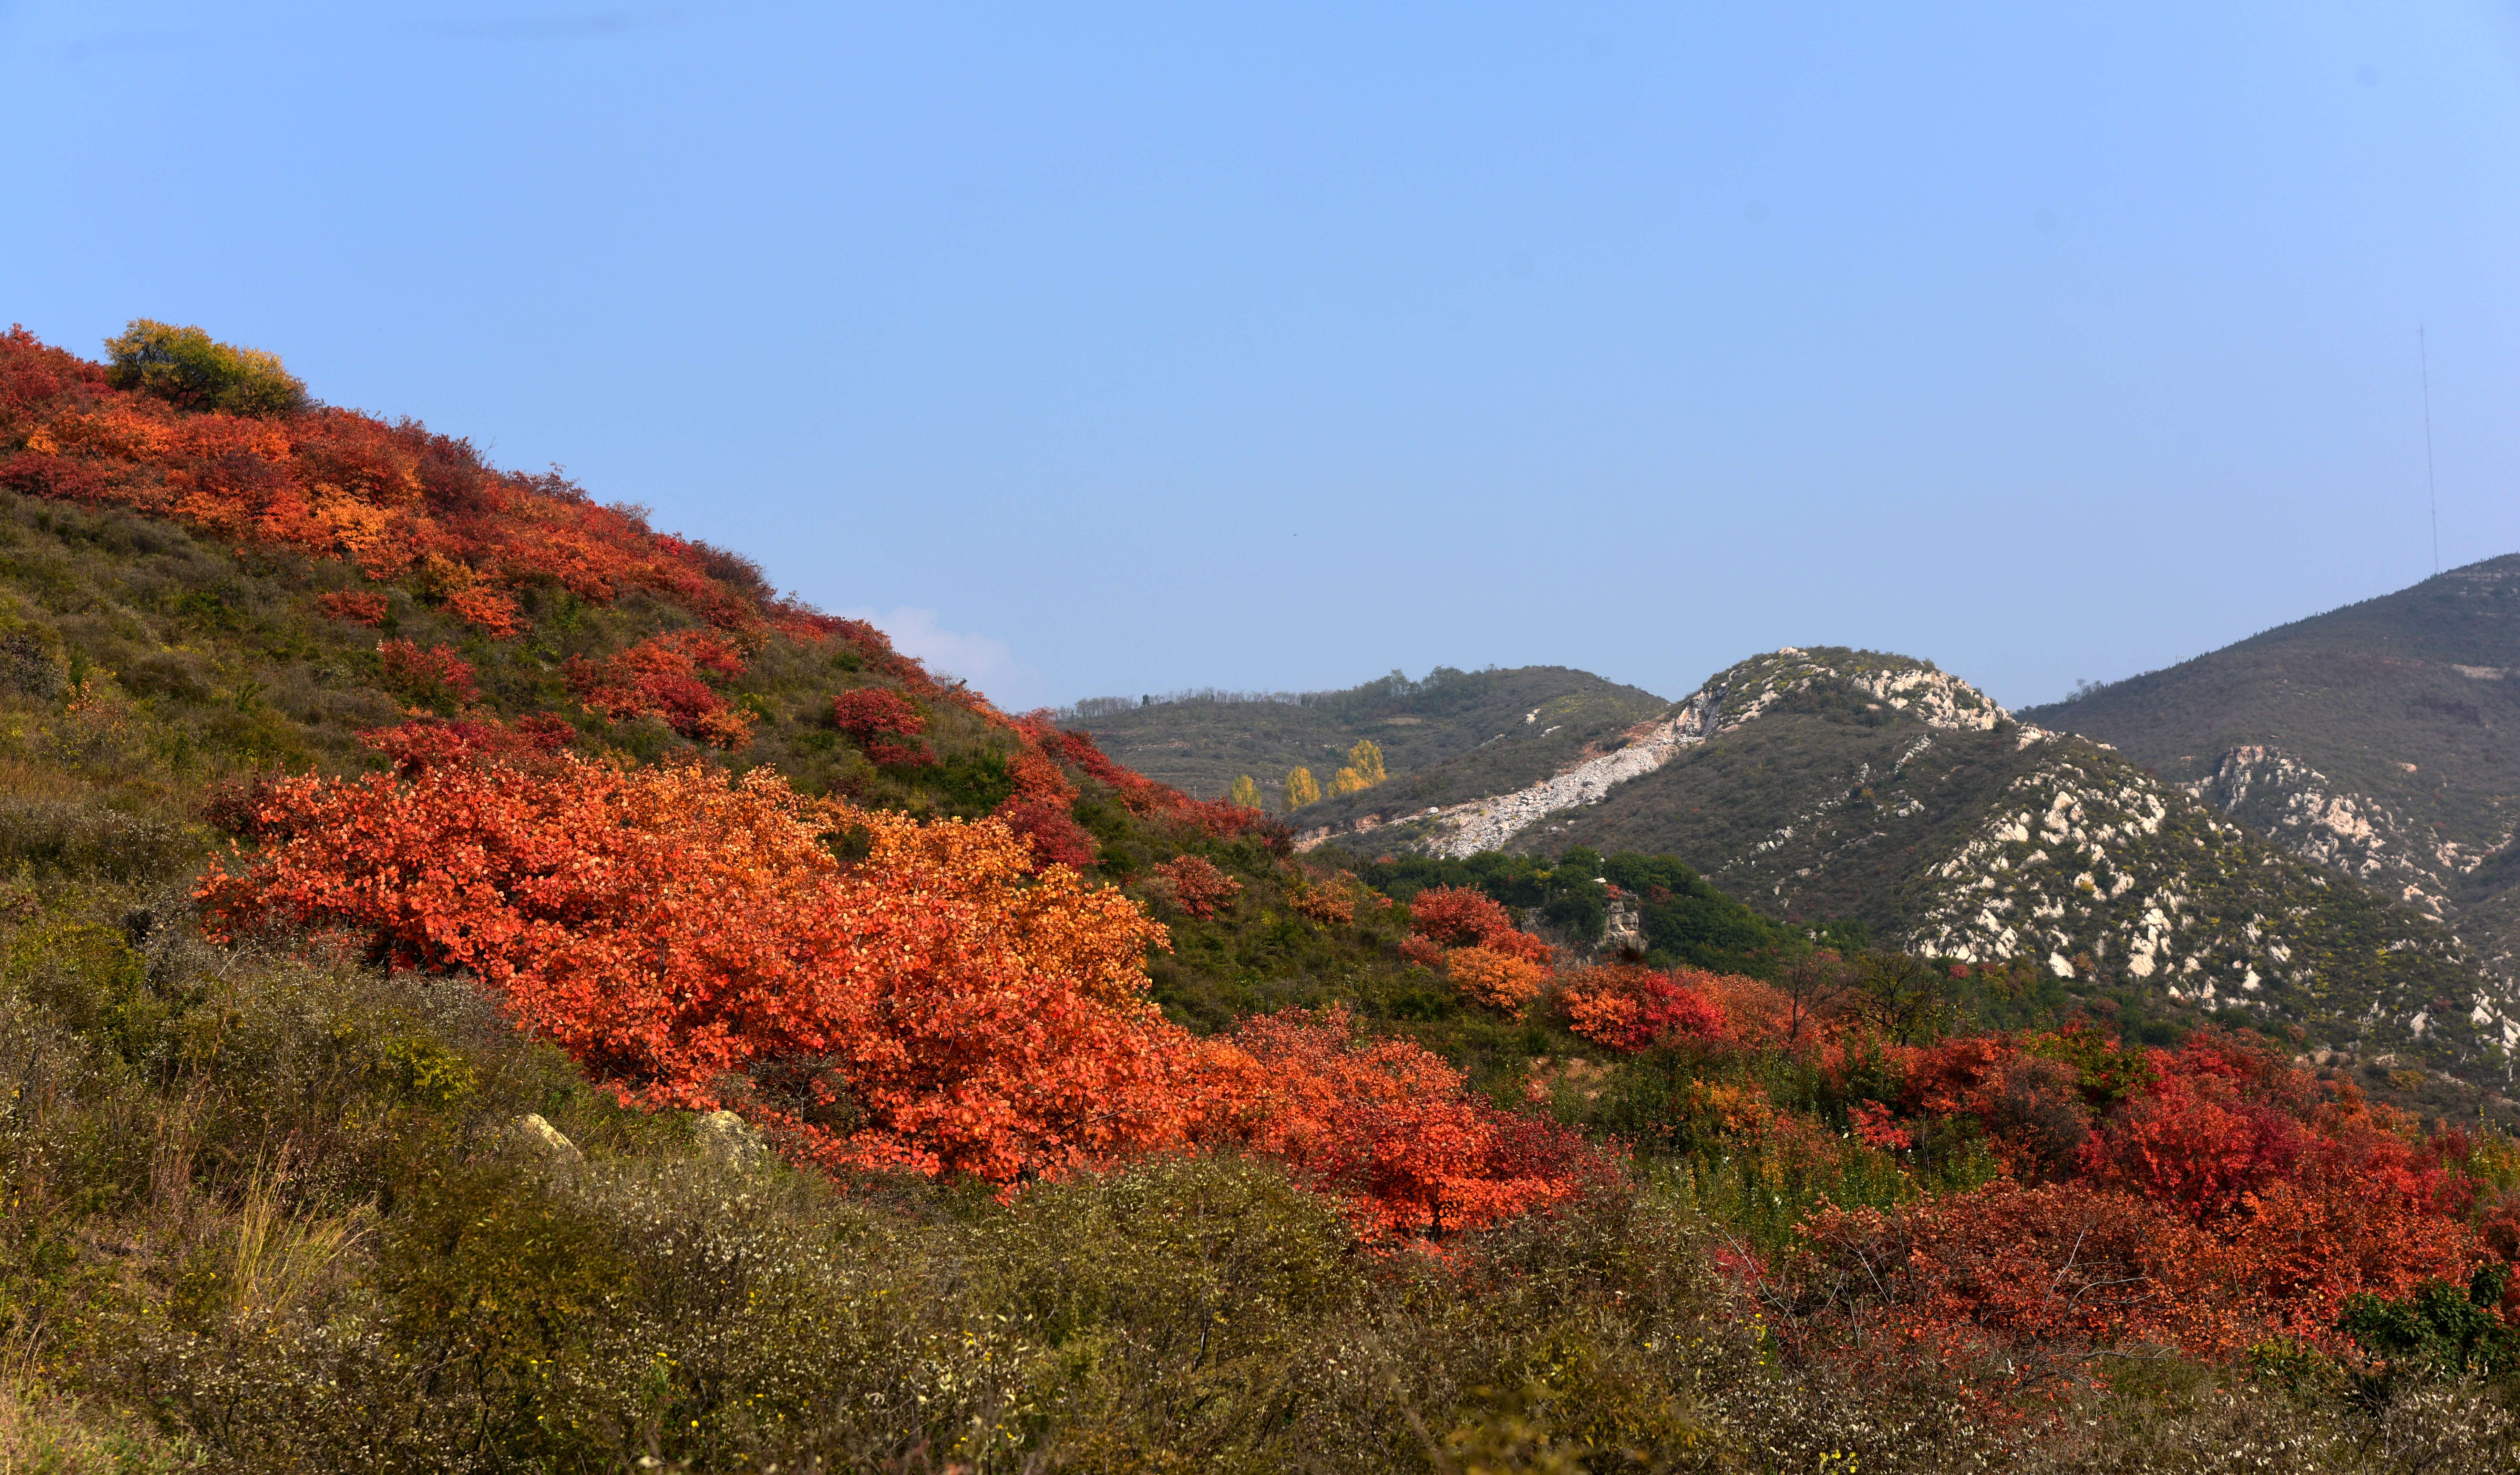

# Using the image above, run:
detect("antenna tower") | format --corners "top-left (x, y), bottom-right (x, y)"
top-left (2420, 326), bottom-right (2440, 575)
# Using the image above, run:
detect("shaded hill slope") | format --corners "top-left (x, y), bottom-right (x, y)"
top-left (2023, 555), bottom-right (2520, 983)
top-left (1059, 664), bottom-right (1668, 808)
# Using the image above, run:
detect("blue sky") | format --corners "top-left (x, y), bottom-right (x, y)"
top-left (6, 3), bottom-right (2517, 711)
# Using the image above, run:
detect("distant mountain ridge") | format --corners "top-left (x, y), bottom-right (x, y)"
top-left (2025, 554), bottom-right (2520, 996)
top-left (1056, 665), bottom-right (1668, 810)
top-left (1295, 646), bottom-right (2518, 1082)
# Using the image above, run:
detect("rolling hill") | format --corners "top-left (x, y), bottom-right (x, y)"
top-left (1057, 664), bottom-right (1669, 808)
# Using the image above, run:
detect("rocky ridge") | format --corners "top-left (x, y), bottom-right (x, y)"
top-left (1909, 741), bottom-right (2519, 1060)
top-left (1308, 647), bottom-right (2520, 1078)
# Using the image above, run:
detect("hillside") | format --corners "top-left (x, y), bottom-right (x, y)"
top-left (6, 323), bottom-right (2520, 1470)
top-left (2023, 555), bottom-right (2520, 984)
top-left (1059, 664), bottom-right (1669, 809)
top-left (1307, 647), bottom-right (2520, 1086)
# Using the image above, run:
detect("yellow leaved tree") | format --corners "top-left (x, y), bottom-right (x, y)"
top-left (1284, 767), bottom-right (1321, 809)
top-left (1330, 739), bottom-right (1386, 797)
top-left (1228, 775), bottom-right (1261, 810)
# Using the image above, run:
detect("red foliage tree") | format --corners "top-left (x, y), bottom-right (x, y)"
top-left (1444, 946), bottom-right (1552, 1016)
top-left (193, 745), bottom-right (1597, 1242)
top-left (1793, 1025), bottom-right (2493, 1378)
top-left (318, 590), bottom-right (388, 626)
top-left (1559, 964), bottom-right (1728, 1052)
top-left (1151, 854), bottom-right (1242, 918)
top-left (1798, 1182), bottom-right (2234, 1377)
top-left (567, 629), bottom-right (752, 749)
top-left (376, 638), bottom-right (479, 706)
top-left (830, 686), bottom-right (933, 766)
top-left (196, 752), bottom-right (1188, 1184)
top-left (1015, 716), bottom-right (1259, 839)
top-left (1407, 884), bottom-right (1553, 965)
top-left (0, 325), bottom-right (839, 643)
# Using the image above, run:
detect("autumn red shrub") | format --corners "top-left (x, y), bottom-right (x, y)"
top-left (1199, 1007), bottom-right (1607, 1245)
top-left (196, 754), bottom-right (1193, 1185)
top-left (1848, 1100), bottom-right (1913, 1150)
top-left (1896, 1035), bottom-right (2094, 1179)
top-left (361, 714), bottom-right (576, 777)
top-left (1408, 885), bottom-right (1515, 948)
top-left (376, 638), bottom-right (479, 706)
top-left (1798, 1182), bottom-right (2233, 1376)
top-left (567, 630), bottom-right (752, 749)
top-left (1407, 884), bottom-right (1554, 967)
top-left (318, 590), bottom-right (388, 626)
top-left (1790, 1024), bottom-right (2494, 1375)
top-left (0, 326), bottom-right (829, 642)
top-left (995, 796), bottom-right (1098, 870)
top-left (1444, 945), bottom-right (1551, 1016)
top-left (1151, 854), bottom-right (1241, 918)
top-left (191, 746), bottom-right (1600, 1247)
top-left (2075, 1067), bottom-right (2313, 1225)
top-left (1559, 964), bottom-right (1728, 1052)
top-left (830, 686), bottom-right (933, 766)
top-left (1287, 872), bottom-right (1361, 925)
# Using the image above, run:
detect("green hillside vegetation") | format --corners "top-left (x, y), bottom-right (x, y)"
top-left (1061, 664), bottom-right (1668, 811)
top-left (8, 328), bottom-right (2520, 1470)
top-left (0, 476), bottom-right (2058, 1469)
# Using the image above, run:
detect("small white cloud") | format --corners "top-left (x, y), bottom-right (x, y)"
top-left (839, 606), bottom-right (1048, 709)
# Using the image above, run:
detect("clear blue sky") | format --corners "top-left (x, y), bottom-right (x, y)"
top-left (7, 3), bottom-right (2517, 711)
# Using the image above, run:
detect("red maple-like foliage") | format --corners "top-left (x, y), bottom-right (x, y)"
top-left (1151, 854), bottom-right (1242, 918)
top-left (1406, 885), bottom-right (1555, 964)
top-left (1199, 1007), bottom-right (1611, 1245)
top-left (830, 686), bottom-right (933, 766)
top-left (0, 325), bottom-right (837, 643)
top-left (317, 590), bottom-right (389, 626)
top-left (566, 629), bottom-right (753, 749)
top-left (193, 737), bottom-right (1596, 1241)
top-left (1444, 945), bottom-right (1552, 1016)
top-left (1560, 964), bottom-right (1728, 1051)
top-left (995, 796), bottom-right (1098, 870)
top-left (1791, 1026), bottom-right (2492, 1378)
top-left (1017, 716), bottom-right (1260, 840)
top-left (363, 714), bottom-right (576, 777)
top-left (196, 748), bottom-right (1189, 1184)
top-left (376, 638), bottom-right (480, 706)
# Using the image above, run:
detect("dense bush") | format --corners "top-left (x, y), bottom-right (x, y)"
top-left (102, 319), bottom-right (310, 419)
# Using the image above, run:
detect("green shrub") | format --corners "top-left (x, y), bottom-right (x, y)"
top-left (0, 800), bottom-right (195, 882)
top-left (103, 320), bottom-right (309, 418)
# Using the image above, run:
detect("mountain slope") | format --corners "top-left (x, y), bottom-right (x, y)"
top-left (2022, 555), bottom-right (2520, 984)
top-left (1059, 664), bottom-right (1669, 807)
top-left (1305, 647), bottom-right (2520, 1079)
